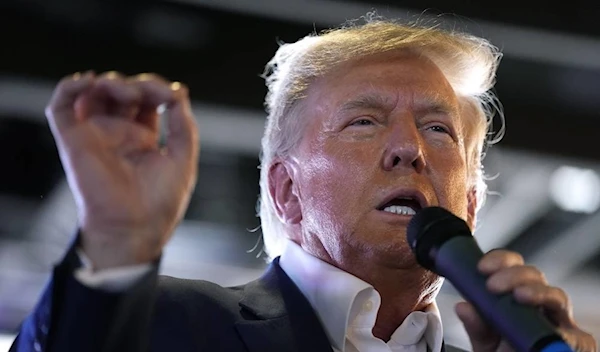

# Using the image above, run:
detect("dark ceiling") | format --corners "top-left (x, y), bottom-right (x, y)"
top-left (371, 0), bottom-right (599, 37)
top-left (2, 0), bottom-right (600, 161)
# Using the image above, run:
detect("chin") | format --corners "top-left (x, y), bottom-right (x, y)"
top-left (363, 240), bottom-right (420, 269)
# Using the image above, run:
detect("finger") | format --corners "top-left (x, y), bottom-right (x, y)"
top-left (455, 301), bottom-right (500, 352)
top-left (96, 71), bottom-right (142, 104)
top-left (89, 117), bottom-right (159, 154)
top-left (166, 82), bottom-right (199, 162)
top-left (135, 104), bottom-right (161, 133)
top-left (129, 73), bottom-right (175, 133)
top-left (558, 328), bottom-right (598, 352)
top-left (514, 283), bottom-right (574, 328)
top-left (478, 249), bottom-right (525, 275)
top-left (46, 71), bottom-right (95, 134)
top-left (129, 73), bottom-right (174, 106)
top-left (128, 74), bottom-right (198, 161)
top-left (88, 72), bottom-right (142, 119)
top-left (487, 265), bottom-right (547, 293)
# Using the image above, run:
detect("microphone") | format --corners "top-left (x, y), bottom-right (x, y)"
top-left (407, 206), bottom-right (573, 352)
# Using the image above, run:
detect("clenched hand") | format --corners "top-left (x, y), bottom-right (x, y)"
top-left (46, 71), bottom-right (199, 270)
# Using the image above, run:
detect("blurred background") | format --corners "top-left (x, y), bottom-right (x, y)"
top-left (1, 0), bottom-right (600, 350)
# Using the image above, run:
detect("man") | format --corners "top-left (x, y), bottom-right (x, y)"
top-left (10, 16), bottom-right (597, 352)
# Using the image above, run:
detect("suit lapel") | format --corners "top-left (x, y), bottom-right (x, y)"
top-left (235, 257), bottom-right (333, 352)
top-left (234, 258), bottom-right (459, 352)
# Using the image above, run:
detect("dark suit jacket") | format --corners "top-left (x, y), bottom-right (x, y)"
top-left (11, 238), bottom-right (464, 352)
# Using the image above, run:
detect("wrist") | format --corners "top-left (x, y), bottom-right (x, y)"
top-left (79, 227), bottom-right (162, 271)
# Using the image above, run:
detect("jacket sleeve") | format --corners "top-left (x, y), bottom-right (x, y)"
top-left (10, 232), bottom-right (160, 352)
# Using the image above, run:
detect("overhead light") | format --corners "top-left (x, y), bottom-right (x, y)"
top-left (549, 166), bottom-right (600, 214)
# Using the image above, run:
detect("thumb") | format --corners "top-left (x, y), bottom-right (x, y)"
top-left (456, 301), bottom-right (502, 352)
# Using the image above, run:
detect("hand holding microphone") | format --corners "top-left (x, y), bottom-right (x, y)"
top-left (407, 207), bottom-right (597, 352)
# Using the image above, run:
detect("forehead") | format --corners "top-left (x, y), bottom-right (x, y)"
top-left (303, 51), bottom-right (459, 117)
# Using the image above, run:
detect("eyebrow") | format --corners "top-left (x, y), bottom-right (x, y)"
top-left (413, 96), bottom-right (459, 118)
top-left (338, 93), bottom-right (458, 117)
top-left (338, 94), bottom-right (395, 114)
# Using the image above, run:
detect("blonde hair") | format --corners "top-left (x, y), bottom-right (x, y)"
top-left (258, 15), bottom-right (503, 259)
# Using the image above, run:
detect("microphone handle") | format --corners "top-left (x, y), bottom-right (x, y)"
top-left (434, 236), bottom-right (573, 352)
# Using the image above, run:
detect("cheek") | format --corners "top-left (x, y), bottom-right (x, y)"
top-left (431, 154), bottom-right (470, 218)
top-left (297, 144), bottom-right (372, 234)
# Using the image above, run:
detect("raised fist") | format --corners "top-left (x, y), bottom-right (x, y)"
top-left (45, 71), bottom-right (199, 270)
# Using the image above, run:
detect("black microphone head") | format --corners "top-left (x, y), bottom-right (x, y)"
top-left (407, 206), bottom-right (473, 272)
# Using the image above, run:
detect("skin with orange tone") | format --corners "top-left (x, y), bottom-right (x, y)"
top-left (270, 51), bottom-right (474, 341)
top-left (268, 51), bottom-right (596, 351)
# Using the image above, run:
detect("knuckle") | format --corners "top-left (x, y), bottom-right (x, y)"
top-left (56, 73), bottom-right (77, 91)
top-left (170, 81), bottom-right (188, 93)
top-left (487, 248), bottom-right (513, 259)
top-left (99, 71), bottom-right (124, 80)
top-left (523, 265), bottom-right (546, 280)
top-left (53, 71), bottom-right (91, 101)
top-left (133, 72), bottom-right (168, 84)
top-left (508, 251), bottom-right (525, 264)
top-left (486, 274), bottom-right (507, 291)
top-left (553, 287), bottom-right (570, 306)
top-left (96, 73), bottom-right (128, 89)
top-left (484, 249), bottom-right (524, 269)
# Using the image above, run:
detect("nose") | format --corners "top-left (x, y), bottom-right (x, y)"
top-left (382, 121), bottom-right (426, 173)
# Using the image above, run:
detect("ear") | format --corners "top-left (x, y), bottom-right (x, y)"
top-left (268, 160), bottom-right (302, 226)
top-left (466, 187), bottom-right (478, 231)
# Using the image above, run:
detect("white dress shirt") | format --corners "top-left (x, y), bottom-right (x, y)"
top-left (75, 241), bottom-right (443, 352)
top-left (279, 240), bottom-right (443, 352)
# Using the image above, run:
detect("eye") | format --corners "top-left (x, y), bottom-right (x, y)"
top-left (350, 118), bottom-right (375, 126)
top-left (428, 125), bottom-right (450, 134)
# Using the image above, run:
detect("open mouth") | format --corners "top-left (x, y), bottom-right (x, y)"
top-left (377, 196), bottom-right (424, 216)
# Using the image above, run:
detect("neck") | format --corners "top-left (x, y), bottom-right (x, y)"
top-left (296, 237), bottom-right (443, 342)
top-left (369, 268), bottom-right (442, 341)
top-left (338, 256), bottom-right (443, 342)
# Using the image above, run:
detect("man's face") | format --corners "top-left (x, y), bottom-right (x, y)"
top-left (280, 51), bottom-right (476, 271)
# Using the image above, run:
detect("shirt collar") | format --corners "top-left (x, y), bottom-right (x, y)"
top-left (279, 239), bottom-right (371, 351)
top-left (388, 303), bottom-right (444, 352)
top-left (279, 239), bottom-right (443, 352)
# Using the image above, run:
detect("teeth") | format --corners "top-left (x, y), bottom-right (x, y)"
top-left (382, 205), bottom-right (416, 216)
